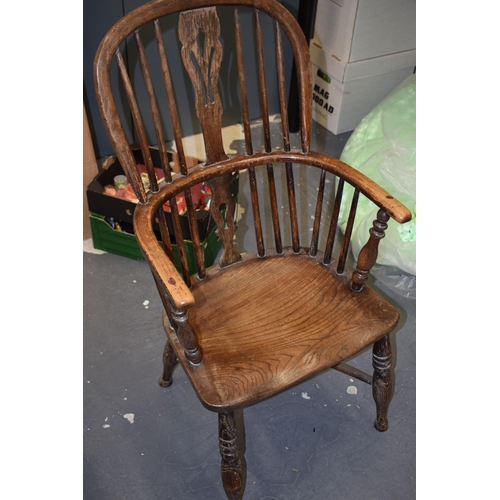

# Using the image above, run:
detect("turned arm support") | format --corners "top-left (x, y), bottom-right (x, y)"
top-left (350, 209), bottom-right (389, 293)
top-left (151, 271), bottom-right (202, 366)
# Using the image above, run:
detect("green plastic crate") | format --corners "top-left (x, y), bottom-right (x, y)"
top-left (89, 212), bottom-right (222, 275)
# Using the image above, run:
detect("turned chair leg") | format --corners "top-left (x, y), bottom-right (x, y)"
top-left (158, 308), bottom-right (178, 387)
top-left (219, 412), bottom-right (245, 500)
top-left (372, 334), bottom-right (393, 432)
top-left (158, 337), bottom-right (178, 387)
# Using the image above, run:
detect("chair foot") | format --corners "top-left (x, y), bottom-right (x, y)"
top-left (158, 376), bottom-right (173, 388)
top-left (372, 334), bottom-right (393, 432)
top-left (158, 337), bottom-right (178, 388)
top-left (374, 415), bottom-right (389, 432)
top-left (219, 412), bottom-right (245, 500)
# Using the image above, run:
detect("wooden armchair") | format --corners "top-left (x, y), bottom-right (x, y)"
top-left (94, 1), bottom-right (412, 498)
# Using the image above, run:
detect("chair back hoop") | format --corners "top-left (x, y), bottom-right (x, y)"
top-left (94, 0), bottom-right (313, 201)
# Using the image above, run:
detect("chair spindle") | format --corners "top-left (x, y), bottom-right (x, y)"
top-left (116, 47), bottom-right (158, 194)
top-left (285, 163), bottom-right (300, 252)
top-left (309, 169), bottom-right (326, 256)
top-left (337, 189), bottom-right (360, 274)
top-left (274, 21), bottom-right (300, 251)
top-left (184, 188), bottom-right (206, 279)
top-left (134, 29), bottom-right (172, 186)
top-left (114, 49), bottom-right (148, 203)
top-left (248, 167), bottom-right (265, 257)
top-left (256, 11), bottom-right (284, 253)
top-left (254, 10), bottom-right (271, 153)
top-left (323, 178), bottom-right (344, 265)
top-left (266, 164), bottom-right (283, 254)
top-left (169, 199), bottom-right (191, 287)
top-left (275, 21), bottom-right (290, 152)
top-left (233, 8), bottom-right (253, 156)
top-left (154, 19), bottom-right (188, 176)
top-left (234, 8), bottom-right (264, 257)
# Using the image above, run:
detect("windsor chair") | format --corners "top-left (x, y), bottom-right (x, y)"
top-left (94, 1), bottom-right (412, 498)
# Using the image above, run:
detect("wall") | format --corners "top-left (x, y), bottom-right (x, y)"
top-left (83, 104), bottom-right (99, 240)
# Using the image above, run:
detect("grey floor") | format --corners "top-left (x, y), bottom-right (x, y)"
top-left (83, 121), bottom-right (416, 499)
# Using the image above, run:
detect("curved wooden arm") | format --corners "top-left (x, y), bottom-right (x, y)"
top-left (137, 151), bottom-right (411, 225)
top-left (304, 152), bottom-right (412, 224)
top-left (134, 204), bottom-right (195, 311)
top-left (133, 149), bottom-right (411, 309)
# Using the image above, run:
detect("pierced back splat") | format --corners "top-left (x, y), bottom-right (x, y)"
top-left (207, 174), bottom-right (241, 268)
top-left (178, 8), bottom-right (227, 166)
top-left (179, 7), bottom-right (241, 268)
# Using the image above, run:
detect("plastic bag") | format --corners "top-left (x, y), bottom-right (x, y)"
top-left (338, 74), bottom-right (416, 297)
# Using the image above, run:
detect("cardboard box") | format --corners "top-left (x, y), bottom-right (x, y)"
top-left (313, 0), bottom-right (416, 63)
top-left (310, 41), bottom-right (415, 134)
top-left (87, 147), bottom-right (206, 238)
top-left (86, 147), bottom-right (239, 271)
top-left (83, 104), bottom-right (98, 240)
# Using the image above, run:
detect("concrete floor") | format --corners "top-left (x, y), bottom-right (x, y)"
top-left (83, 120), bottom-right (416, 499)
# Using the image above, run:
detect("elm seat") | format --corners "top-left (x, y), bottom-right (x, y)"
top-left (168, 251), bottom-right (400, 411)
top-left (93, 1), bottom-right (412, 498)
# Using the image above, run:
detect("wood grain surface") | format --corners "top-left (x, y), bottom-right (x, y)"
top-left (166, 250), bottom-right (399, 411)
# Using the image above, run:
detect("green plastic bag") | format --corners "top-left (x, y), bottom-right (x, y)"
top-left (339, 74), bottom-right (416, 296)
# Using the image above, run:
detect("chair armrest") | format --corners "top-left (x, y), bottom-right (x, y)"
top-left (306, 151), bottom-right (412, 224)
top-left (133, 203), bottom-right (195, 311)
top-left (131, 149), bottom-right (411, 310)
top-left (218, 151), bottom-right (411, 225)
